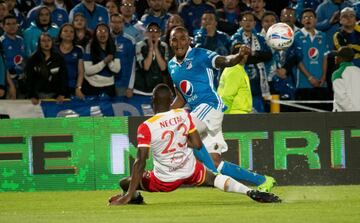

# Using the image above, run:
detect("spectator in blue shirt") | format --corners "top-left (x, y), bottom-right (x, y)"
top-left (120, 0), bottom-right (146, 43)
top-left (141, 0), bottom-right (171, 32)
top-left (69, 0), bottom-right (109, 31)
top-left (5, 0), bottom-right (26, 31)
top-left (216, 0), bottom-right (242, 36)
top-left (27, 0), bottom-right (69, 29)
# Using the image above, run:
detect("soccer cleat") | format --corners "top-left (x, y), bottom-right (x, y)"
top-left (257, 176), bottom-right (276, 192)
top-left (247, 190), bottom-right (282, 203)
top-left (128, 192), bottom-right (145, 204)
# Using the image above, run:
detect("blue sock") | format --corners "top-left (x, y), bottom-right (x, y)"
top-left (219, 161), bottom-right (265, 186)
top-left (193, 144), bottom-right (218, 173)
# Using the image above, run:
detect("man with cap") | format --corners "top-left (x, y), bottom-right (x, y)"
top-left (332, 46), bottom-right (360, 111)
top-left (333, 7), bottom-right (360, 68)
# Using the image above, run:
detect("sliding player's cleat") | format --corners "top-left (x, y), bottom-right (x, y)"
top-left (247, 190), bottom-right (282, 203)
top-left (257, 176), bottom-right (276, 192)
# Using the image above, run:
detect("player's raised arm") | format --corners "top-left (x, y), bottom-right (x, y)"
top-left (214, 44), bottom-right (251, 68)
top-left (113, 147), bottom-right (149, 205)
top-left (170, 88), bottom-right (186, 109)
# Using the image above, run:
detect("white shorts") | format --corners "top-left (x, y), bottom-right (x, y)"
top-left (191, 104), bottom-right (228, 154)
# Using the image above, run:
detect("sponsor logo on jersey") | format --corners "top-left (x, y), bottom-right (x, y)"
top-left (308, 47), bottom-right (319, 60)
top-left (13, 55), bottom-right (23, 65)
top-left (180, 80), bottom-right (193, 96)
top-left (137, 133), bottom-right (145, 139)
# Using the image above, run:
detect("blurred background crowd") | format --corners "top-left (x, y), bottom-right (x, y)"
top-left (0, 0), bottom-right (359, 113)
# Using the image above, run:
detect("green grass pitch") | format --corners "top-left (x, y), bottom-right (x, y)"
top-left (1, 186), bottom-right (360, 223)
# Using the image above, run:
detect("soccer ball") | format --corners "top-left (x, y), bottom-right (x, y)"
top-left (265, 23), bottom-right (294, 50)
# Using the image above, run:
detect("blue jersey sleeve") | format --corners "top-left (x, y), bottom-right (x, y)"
top-left (197, 48), bottom-right (219, 70)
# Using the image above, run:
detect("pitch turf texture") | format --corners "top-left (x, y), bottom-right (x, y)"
top-left (1, 186), bottom-right (360, 223)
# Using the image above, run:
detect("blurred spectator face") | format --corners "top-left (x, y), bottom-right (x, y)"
top-left (192, 0), bottom-right (202, 5)
top-left (38, 8), bottom-right (51, 26)
top-left (332, 0), bottom-right (344, 4)
top-left (73, 14), bottom-right (87, 29)
top-left (60, 24), bottom-right (75, 42)
top-left (224, 0), bottom-right (239, 10)
top-left (148, 0), bottom-right (163, 12)
top-left (84, 0), bottom-right (95, 3)
top-left (146, 24), bottom-right (161, 42)
top-left (3, 17), bottom-right (18, 35)
top-left (340, 11), bottom-right (356, 28)
top-left (95, 24), bottom-right (110, 44)
top-left (201, 13), bottom-right (217, 29)
top-left (0, 3), bottom-right (8, 21)
top-left (262, 14), bottom-right (276, 32)
top-left (106, 1), bottom-right (119, 15)
top-left (250, 0), bottom-right (265, 13)
top-left (43, 0), bottom-right (55, 6)
top-left (110, 14), bottom-right (124, 34)
top-left (39, 34), bottom-right (53, 51)
top-left (120, 0), bottom-right (135, 18)
top-left (280, 8), bottom-right (296, 27)
top-left (240, 13), bottom-right (255, 32)
top-left (167, 14), bottom-right (183, 30)
top-left (301, 11), bottom-right (316, 30)
top-left (4, 0), bottom-right (16, 11)
top-left (163, 0), bottom-right (173, 12)
top-left (170, 28), bottom-right (191, 59)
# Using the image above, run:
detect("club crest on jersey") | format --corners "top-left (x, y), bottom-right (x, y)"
top-left (308, 47), bottom-right (319, 60)
top-left (180, 80), bottom-right (193, 96)
top-left (186, 61), bottom-right (192, 69)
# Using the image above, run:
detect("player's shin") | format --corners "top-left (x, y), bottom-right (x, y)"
top-left (193, 144), bottom-right (218, 173)
top-left (214, 174), bottom-right (250, 194)
top-left (218, 161), bottom-right (266, 186)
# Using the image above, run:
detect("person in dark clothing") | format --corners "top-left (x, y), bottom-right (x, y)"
top-left (25, 33), bottom-right (68, 105)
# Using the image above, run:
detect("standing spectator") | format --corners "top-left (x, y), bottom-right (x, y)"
top-left (16, 0), bottom-right (37, 17)
top-left (217, 43), bottom-right (253, 114)
top-left (178, 0), bottom-right (215, 36)
top-left (120, 0), bottom-right (146, 43)
top-left (259, 10), bottom-right (277, 37)
top-left (4, 0), bottom-right (26, 31)
top-left (56, 23), bottom-right (85, 99)
top-left (23, 6), bottom-right (59, 57)
top-left (106, 0), bottom-right (120, 16)
top-left (316, 0), bottom-right (352, 49)
top-left (194, 12), bottom-right (231, 56)
top-left (72, 12), bottom-right (92, 49)
top-left (0, 15), bottom-right (26, 99)
top-left (27, 0), bottom-right (69, 28)
top-left (280, 7), bottom-right (300, 33)
top-left (54, 0), bottom-right (78, 12)
top-left (332, 46), bottom-right (360, 111)
top-left (231, 11), bottom-right (272, 112)
top-left (294, 8), bottom-right (331, 107)
top-left (216, 0), bottom-right (241, 36)
top-left (83, 23), bottom-right (120, 97)
top-left (141, 0), bottom-right (171, 32)
top-left (333, 7), bottom-right (360, 67)
top-left (163, 0), bottom-right (178, 14)
top-left (25, 33), bottom-right (68, 105)
top-left (163, 14), bottom-right (184, 48)
top-left (110, 13), bottom-right (136, 97)
top-left (249, 0), bottom-right (266, 32)
top-left (0, 41), bottom-right (6, 99)
top-left (129, 22), bottom-right (168, 97)
top-left (69, 0), bottom-right (109, 31)
top-left (0, 2), bottom-right (8, 36)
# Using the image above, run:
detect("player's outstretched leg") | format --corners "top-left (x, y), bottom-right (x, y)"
top-left (217, 161), bottom-right (276, 192)
top-left (213, 174), bottom-right (281, 203)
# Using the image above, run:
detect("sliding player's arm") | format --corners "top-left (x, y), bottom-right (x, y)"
top-left (187, 129), bottom-right (202, 150)
top-left (170, 88), bottom-right (186, 109)
top-left (115, 147), bottom-right (149, 205)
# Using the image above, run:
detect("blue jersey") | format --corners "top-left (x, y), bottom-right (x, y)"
top-left (168, 47), bottom-right (225, 111)
top-left (27, 6), bottom-right (69, 28)
top-left (293, 28), bottom-right (329, 89)
top-left (69, 3), bottom-right (109, 31)
top-left (0, 34), bottom-right (26, 78)
top-left (114, 33), bottom-right (135, 88)
top-left (57, 46), bottom-right (84, 88)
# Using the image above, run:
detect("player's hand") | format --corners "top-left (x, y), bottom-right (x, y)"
top-left (109, 193), bottom-right (132, 206)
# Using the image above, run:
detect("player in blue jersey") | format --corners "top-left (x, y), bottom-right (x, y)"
top-left (168, 26), bottom-right (276, 192)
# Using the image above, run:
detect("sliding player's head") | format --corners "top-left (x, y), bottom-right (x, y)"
top-left (169, 26), bottom-right (191, 62)
top-left (152, 84), bottom-right (173, 113)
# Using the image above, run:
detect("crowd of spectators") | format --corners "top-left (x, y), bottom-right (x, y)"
top-left (0, 0), bottom-right (359, 112)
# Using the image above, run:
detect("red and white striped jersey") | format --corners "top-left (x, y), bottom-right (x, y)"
top-left (137, 109), bottom-right (197, 182)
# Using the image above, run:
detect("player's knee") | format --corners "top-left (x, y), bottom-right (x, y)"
top-left (119, 177), bottom-right (130, 191)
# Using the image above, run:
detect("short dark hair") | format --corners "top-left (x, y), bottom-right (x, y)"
top-left (2, 15), bottom-right (17, 25)
top-left (301, 8), bottom-right (316, 19)
top-left (240, 11), bottom-right (255, 21)
top-left (336, 46), bottom-right (355, 62)
top-left (262, 11), bottom-right (279, 22)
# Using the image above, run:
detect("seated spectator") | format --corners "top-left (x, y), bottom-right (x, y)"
top-left (72, 12), bottom-right (92, 49)
top-left (56, 23), bottom-right (85, 99)
top-left (129, 22), bottom-right (168, 97)
top-left (23, 6), bottom-right (59, 57)
top-left (83, 23), bottom-right (120, 97)
top-left (218, 43), bottom-right (253, 114)
top-left (25, 33), bottom-right (68, 105)
top-left (178, 0), bottom-right (215, 36)
top-left (333, 7), bottom-right (360, 67)
top-left (141, 0), bottom-right (171, 32)
top-left (69, 0), bottom-right (109, 31)
top-left (332, 46), bottom-right (360, 111)
top-left (0, 15), bottom-right (26, 99)
top-left (120, 0), bottom-right (146, 43)
top-left (216, 0), bottom-right (241, 36)
top-left (27, 0), bottom-right (69, 28)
